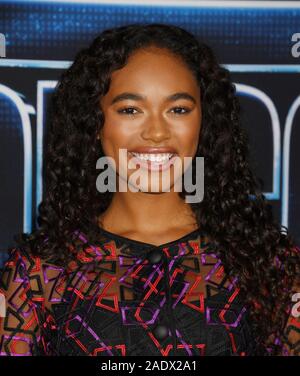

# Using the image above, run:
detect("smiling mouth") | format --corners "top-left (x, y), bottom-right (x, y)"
top-left (129, 152), bottom-right (175, 164)
top-left (128, 152), bottom-right (178, 171)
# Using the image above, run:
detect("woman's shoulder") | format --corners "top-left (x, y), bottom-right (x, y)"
top-left (0, 245), bottom-right (55, 356)
top-left (2, 245), bottom-right (61, 274)
top-left (1, 246), bottom-right (38, 282)
top-left (0, 244), bottom-right (69, 300)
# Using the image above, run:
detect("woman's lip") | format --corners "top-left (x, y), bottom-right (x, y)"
top-left (128, 151), bottom-right (178, 172)
top-left (129, 147), bottom-right (177, 154)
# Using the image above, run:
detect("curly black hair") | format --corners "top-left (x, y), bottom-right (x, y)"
top-left (10, 23), bottom-right (300, 355)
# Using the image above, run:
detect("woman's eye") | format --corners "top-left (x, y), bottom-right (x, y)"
top-left (117, 106), bottom-right (191, 116)
top-left (117, 107), bottom-right (139, 115)
top-left (170, 107), bottom-right (191, 115)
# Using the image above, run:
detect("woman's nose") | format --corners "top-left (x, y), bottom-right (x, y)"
top-left (140, 113), bottom-right (171, 142)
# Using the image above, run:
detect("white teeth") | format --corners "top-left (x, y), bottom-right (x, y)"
top-left (131, 152), bottom-right (174, 163)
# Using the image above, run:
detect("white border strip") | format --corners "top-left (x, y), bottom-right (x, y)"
top-left (0, 84), bottom-right (33, 233)
top-left (0, 59), bottom-right (71, 69)
top-left (36, 81), bottom-right (58, 217)
top-left (236, 83), bottom-right (281, 201)
top-left (282, 95), bottom-right (300, 227)
top-left (0, 60), bottom-right (300, 73)
top-left (2, 0), bottom-right (300, 9)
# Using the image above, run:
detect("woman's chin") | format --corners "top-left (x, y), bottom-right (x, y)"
top-left (126, 180), bottom-right (175, 194)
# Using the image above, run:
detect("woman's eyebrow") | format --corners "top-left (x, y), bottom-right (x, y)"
top-left (110, 92), bottom-right (196, 105)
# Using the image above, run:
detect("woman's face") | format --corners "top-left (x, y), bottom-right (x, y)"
top-left (99, 46), bottom-right (202, 194)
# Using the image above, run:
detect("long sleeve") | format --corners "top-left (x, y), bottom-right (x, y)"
top-left (0, 247), bottom-right (43, 356)
top-left (279, 281), bottom-right (300, 355)
top-left (275, 245), bottom-right (300, 356)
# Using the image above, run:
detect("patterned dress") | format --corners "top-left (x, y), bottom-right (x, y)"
top-left (0, 224), bottom-right (299, 356)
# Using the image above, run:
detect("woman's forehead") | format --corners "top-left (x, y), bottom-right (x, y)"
top-left (103, 51), bottom-right (199, 101)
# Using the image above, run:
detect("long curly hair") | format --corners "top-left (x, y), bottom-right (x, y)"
top-left (10, 23), bottom-right (300, 355)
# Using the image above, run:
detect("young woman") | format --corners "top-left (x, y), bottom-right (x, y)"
top-left (0, 23), bottom-right (299, 356)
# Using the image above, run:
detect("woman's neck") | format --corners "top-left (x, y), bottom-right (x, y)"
top-left (97, 190), bottom-right (198, 236)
